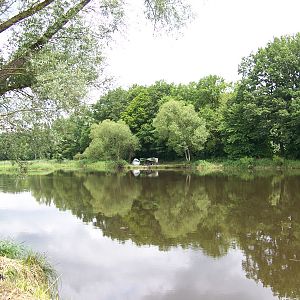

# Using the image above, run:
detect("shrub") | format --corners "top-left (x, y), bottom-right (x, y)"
top-left (239, 156), bottom-right (255, 169)
top-left (73, 153), bottom-right (85, 160)
top-left (106, 160), bottom-right (128, 171)
top-left (273, 155), bottom-right (284, 167)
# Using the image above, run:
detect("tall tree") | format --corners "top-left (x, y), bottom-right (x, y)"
top-left (224, 34), bottom-right (300, 158)
top-left (174, 75), bottom-right (228, 111)
top-left (173, 75), bottom-right (230, 158)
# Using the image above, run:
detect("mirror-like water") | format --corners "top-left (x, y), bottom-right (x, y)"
top-left (0, 171), bottom-right (299, 300)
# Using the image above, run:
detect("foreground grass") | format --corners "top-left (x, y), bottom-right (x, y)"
top-left (0, 240), bottom-right (58, 300)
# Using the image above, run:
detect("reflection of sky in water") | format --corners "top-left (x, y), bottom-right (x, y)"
top-left (0, 192), bottom-right (278, 300)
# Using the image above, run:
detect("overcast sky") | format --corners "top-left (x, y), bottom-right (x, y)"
top-left (104, 0), bottom-right (300, 88)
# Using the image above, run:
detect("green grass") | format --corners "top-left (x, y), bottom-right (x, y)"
top-left (194, 160), bottom-right (223, 171)
top-left (222, 158), bottom-right (300, 170)
top-left (0, 159), bottom-right (108, 175)
top-left (193, 158), bottom-right (300, 175)
top-left (0, 240), bottom-right (25, 259)
top-left (0, 159), bottom-right (194, 175)
top-left (0, 240), bottom-right (58, 300)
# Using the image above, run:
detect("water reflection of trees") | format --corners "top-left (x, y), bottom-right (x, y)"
top-left (1, 171), bottom-right (300, 299)
top-left (231, 176), bottom-right (300, 299)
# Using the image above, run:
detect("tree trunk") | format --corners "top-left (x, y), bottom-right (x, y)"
top-left (279, 141), bottom-right (285, 157)
top-left (184, 149), bottom-right (188, 161)
top-left (187, 148), bottom-right (191, 162)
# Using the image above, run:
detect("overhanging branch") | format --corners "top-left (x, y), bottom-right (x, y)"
top-left (0, 0), bottom-right (55, 34)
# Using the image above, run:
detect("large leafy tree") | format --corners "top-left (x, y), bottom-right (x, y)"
top-left (153, 99), bottom-right (208, 161)
top-left (93, 87), bottom-right (129, 122)
top-left (224, 34), bottom-right (300, 158)
top-left (173, 75), bottom-right (230, 158)
top-left (0, 0), bottom-right (121, 132)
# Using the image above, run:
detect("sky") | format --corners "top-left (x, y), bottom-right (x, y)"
top-left (104, 0), bottom-right (300, 88)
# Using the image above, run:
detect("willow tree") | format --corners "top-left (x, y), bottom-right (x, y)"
top-left (0, 0), bottom-right (193, 130)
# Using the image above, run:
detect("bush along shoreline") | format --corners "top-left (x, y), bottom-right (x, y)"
top-left (0, 240), bottom-right (59, 300)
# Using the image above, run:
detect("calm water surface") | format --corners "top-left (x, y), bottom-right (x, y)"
top-left (0, 171), bottom-right (299, 300)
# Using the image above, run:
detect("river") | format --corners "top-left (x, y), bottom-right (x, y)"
top-left (0, 170), bottom-right (299, 299)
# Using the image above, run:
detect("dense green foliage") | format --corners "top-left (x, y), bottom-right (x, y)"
top-left (51, 108), bottom-right (93, 159)
top-left (224, 34), bottom-right (300, 159)
top-left (83, 119), bottom-right (139, 160)
top-left (93, 88), bottom-right (129, 122)
top-left (91, 78), bottom-right (229, 160)
top-left (0, 126), bottom-right (53, 161)
top-left (153, 100), bottom-right (208, 161)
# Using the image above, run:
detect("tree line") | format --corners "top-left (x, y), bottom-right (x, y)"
top-left (1, 33), bottom-right (300, 161)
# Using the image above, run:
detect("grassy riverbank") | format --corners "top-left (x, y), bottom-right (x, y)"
top-left (0, 158), bottom-right (300, 175)
top-left (0, 240), bottom-right (57, 300)
top-left (0, 160), bottom-right (108, 175)
top-left (0, 160), bottom-right (193, 175)
top-left (195, 158), bottom-right (300, 172)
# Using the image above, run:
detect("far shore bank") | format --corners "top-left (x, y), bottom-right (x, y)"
top-left (0, 158), bottom-right (300, 175)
